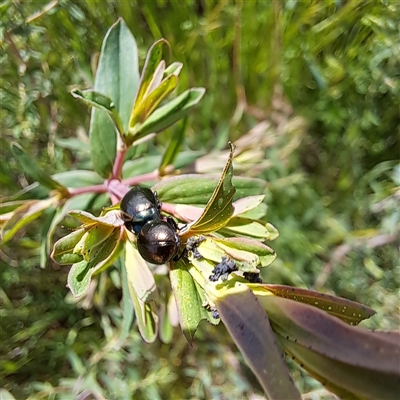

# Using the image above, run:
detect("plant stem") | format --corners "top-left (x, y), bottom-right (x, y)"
top-left (112, 141), bottom-right (127, 180)
top-left (68, 184), bottom-right (107, 196)
top-left (122, 171), bottom-right (160, 186)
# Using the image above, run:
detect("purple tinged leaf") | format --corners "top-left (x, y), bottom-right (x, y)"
top-left (257, 295), bottom-right (400, 376)
top-left (214, 285), bottom-right (301, 400)
top-left (280, 335), bottom-right (400, 400)
top-left (261, 284), bottom-right (375, 325)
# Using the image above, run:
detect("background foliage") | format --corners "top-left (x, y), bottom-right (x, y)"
top-left (1, 1), bottom-right (399, 399)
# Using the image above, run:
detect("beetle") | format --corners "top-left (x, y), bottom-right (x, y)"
top-left (137, 219), bottom-right (181, 265)
top-left (120, 186), bottom-right (182, 265)
top-left (120, 186), bottom-right (161, 235)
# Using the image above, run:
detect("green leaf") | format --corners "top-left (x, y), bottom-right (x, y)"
top-left (71, 89), bottom-right (124, 134)
top-left (67, 260), bottom-right (91, 298)
top-left (214, 237), bottom-right (276, 267)
top-left (82, 224), bottom-right (116, 261)
top-left (114, 257), bottom-right (135, 350)
top-left (67, 228), bottom-right (123, 297)
top-left (170, 260), bottom-right (209, 341)
top-left (125, 240), bottom-right (157, 302)
top-left (10, 143), bottom-right (67, 193)
top-left (132, 39), bottom-right (170, 109)
top-left (68, 210), bottom-right (124, 227)
top-left (89, 18), bottom-right (139, 178)
top-left (184, 142), bottom-right (236, 234)
top-left (214, 285), bottom-right (301, 400)
top-left (1, 198), bottom-right (57, 244)
top-left (131, 88), bottom-right (205, 141)
top-left (232, 195), bottom-right (265, 217)
top-left (163, 62), bottom-right (183, 77)
top-left (52, 170), bottom-right (103, 188)
top-left (130, 74), bottom-right (178, 127)
top-left (51, 228), bottom-right (86, 264)
top-left (153, 175), bottom-right (267, 205)
top-left (128, 278), bottom-right (158, 343)
top-left (222, 218), bottom-right (279, 240)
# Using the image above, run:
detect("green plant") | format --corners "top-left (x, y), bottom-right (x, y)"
top-left (2, 18), bottom-right (399, 400)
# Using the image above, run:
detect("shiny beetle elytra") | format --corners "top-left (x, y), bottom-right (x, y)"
top-left (120, 186), bottom-right (161, 235)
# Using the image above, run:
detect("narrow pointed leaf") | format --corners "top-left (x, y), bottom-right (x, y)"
top-left (82, 224), bottom-right (116, 261)
top-left (257, 295), bottom-right (399, 375)
top-left (51, 227), bottom-right (86, 264)
top-left (90, 18), bottom-right (139, 177)
top-left (232, 195), bottom-right (265, 217)
top-left (114, 257), bottom-right (135, 350)
top-left (164, 62), bottom-right (183, 77)
top-left (1, 198), bottom-right (57, 244)
top-left (184, 142), bottom-right (236, 234)
top-left (153, 175), bottom-right (267, 205)
top-left (128, 281), bottom-right (158, 343)
top-left (214, 237), bottom-right (276, 267)
top-left (214, 285), bottom-right (301, 400)
top-left (262, 284), bottom-right (375, 325)
top-left (71, 89), bottom-right (124, 134)
top-left (125, 240), bottom-right (157, 302)
top-left (67, 229), bottom-right (123, 297)
top-left (69, 210), bottom-right (124, 227)
top-left (11, 143), bottom-right (67, 193)
top-left (132, 88), bottom-right (205, 140)
top-left (132, 74), bottom-right (178, 124)
top-left (280, 335), bottom-right (400, 400)
top-left (170, 260), bottom-right (208, 341)
top-left (133, 39), bottom-right (170, 109)
top-left (222, 218), bottom-right (278, 240)
top-left (67, 260), bottom-right (91, 297)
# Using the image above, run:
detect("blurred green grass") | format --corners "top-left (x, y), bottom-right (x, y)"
top-left (1, 1), bottom-right (399, 398)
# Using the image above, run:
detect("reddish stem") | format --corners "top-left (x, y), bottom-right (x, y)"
top-left (112, 146), bottom-right (127, 180)
top-left (68, 184), bottom-right (107, 196)
top-left (122, 171), bottom-right (160, 186)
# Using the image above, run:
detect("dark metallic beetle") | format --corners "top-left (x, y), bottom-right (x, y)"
top-left (137, 220), bottom-right (181, 265)
top-left (120, 186), bottom-right (161, 235)
top-left (120, 186), bottom-right (181, 265)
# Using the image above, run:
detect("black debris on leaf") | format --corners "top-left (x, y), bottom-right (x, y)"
top-left (186, 235), bottom-right (206, 259)
top-left (243, 272), bottom-right (263, 283)
top-left (211, 308), bottom-right (220, 320)
top-left (209, 256), bottom-right (238, 282)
